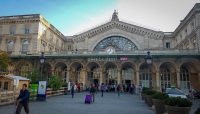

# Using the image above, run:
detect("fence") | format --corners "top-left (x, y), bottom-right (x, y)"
top-left (0, 87), bottom-right (67, 106)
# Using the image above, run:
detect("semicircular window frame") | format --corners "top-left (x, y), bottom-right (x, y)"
top-left (93, 36), bottom-right (138, 51)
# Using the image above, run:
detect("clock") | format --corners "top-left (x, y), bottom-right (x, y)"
top-left (106, 47), bottom-right (114, 54)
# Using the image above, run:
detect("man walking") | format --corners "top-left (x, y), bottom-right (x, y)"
top-left (71, 82), bottom-right (74, 98)
top-left (16, 83), bottom-right (29, 114)
top-left (90, 84), bottom-right (96, 102)
top-left (101, 83), bottom-right (104, 97)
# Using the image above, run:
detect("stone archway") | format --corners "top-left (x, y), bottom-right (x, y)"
top-left (159, 62), bottom-right (176, 91)
top-left (179, 62), bottom-right (199, 92)
top-left (70, 62), bottom-right (84, 85)
top-left (42, 62), bottom-right (51, 81)
top-left (16, 61), bottom-right (33, 77)
top-left (86, 62), bottom-right (100, 87)
top-left (103, 62), bottom-right (118, 86)
top-left (139, 62), bottom-right (156, 89)
top-left (54, 62), bottom-right (67, 82)
top-left (121, 62), bottom-right (135, 86)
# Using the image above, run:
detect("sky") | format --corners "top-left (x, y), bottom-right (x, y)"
top-left (0, 0), bottom-right (199, 36)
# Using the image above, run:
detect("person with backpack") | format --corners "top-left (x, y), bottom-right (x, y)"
top-left (101, 83), bottom-right (105, 97)
top-left (117, 84), bottom-right (121, 98)
top-left (16, 83), bottom-right (29, 114)
top-left (90, 84), bottom-right (96, 102)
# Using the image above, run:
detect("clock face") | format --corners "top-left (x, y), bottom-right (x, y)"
top-left (106, 47), bottom-right (114, 54)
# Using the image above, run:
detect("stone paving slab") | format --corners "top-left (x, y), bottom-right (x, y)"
top-left (0, 92), bottom-right (154, 114)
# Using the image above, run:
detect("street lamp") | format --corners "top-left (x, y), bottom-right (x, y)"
top-left (40, 52), bottom-right (45, 80)
top-left (145, 51), bottom-right (153, 89)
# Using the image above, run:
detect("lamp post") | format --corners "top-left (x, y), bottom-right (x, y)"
top-left (40, 52), bottom-right (45, 80)
top-left (145, 51), bottom-right (153, 89)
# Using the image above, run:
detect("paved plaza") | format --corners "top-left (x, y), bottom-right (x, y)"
top-left (0, 92), bottom-right (199, 114)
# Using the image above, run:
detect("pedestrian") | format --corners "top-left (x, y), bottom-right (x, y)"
top-left (132, 84), bottom-right (135, 94)
top-left (90, 84), bottom-right (96, 102)
top-left (117, 84), bottom-right (121, 98)
top-left (16, 83), bottom-right (29, 114)
top-left (101, 83), bottom-right (104, 97)
top-left (138, 85), bottom-right (142, 93)
top-left (71, 82), bottom-right (74, 98)
top-left (189, 87), bottom-right (196, 99)
top-left (77, 83), bottom-right (81, 92)
top-left (122, 84), bottom-right (125, 92)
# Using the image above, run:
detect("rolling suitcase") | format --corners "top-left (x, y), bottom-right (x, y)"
top-left (85, 94), bottom-right (92, 104)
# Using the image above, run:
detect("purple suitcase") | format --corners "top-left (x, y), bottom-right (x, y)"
top-left (85, 94), bottom-right (92, 103)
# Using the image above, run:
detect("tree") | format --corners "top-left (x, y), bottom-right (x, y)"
top-left (0, 51), bottom-right (10, 72)
top-left (48, 75), bottom-right (62, 91)
top-left (27, 69), bottom-right (40, 84)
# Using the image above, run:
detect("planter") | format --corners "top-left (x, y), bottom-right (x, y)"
top-left (165, 105), bottom-right (191, 114)
top-left (144, 94), bottom-right (147, 103)
top-left (146, 95), bottom-right (153, 107)
top-left (152, 99), bottom-right (166, 114)
top-left (141, 92), bottom-right (144, 100)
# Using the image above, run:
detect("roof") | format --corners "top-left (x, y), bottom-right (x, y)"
top-left (0, 75), bottom-right (30, 81)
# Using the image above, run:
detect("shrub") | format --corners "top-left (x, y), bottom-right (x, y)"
top-left (142, 87), bottom-right (150, 94)
top-left (165, 97), bottom-right (192, 107)
top-left (195, 107), bottom-right (200, 114)
top-left (152, 92), bottom-right (169, 100)
top-left (48, 75), bottom-right (62, 91)
top-left (62, 82), bottom-right (68, 87)
top-left (145, 90), bottom-right (157, 95)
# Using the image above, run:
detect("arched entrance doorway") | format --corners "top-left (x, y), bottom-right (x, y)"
top-left (70, 62), bottom-right (84, 85)
top-left (139, 63), bottom-right (152, 88)
top-left (104, 62), bottom-right (117, 85)
top-left (121, 62), bottom-right (135, 86)
top-left (159, 62), bottom-right (176, 91)
top-left (86, 62), bottom-right (100, 86)
top-left (54, 62), bottom-right (67, 82)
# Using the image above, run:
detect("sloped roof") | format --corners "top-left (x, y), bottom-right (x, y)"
top-left (0, 75), bottom-right (30, 81)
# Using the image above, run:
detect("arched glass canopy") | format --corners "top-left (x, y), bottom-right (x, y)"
top-left (93, 36), bottom-right (138, 51)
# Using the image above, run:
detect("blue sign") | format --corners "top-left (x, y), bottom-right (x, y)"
top-left (37, 81), bottom-right (47, 101)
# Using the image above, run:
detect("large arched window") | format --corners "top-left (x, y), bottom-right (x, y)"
top-left (160, 68), bottom-right (171, 89)
top-left (7, 41), bottom-right (14, 52)
top-left (22, 40), bottom-right (29, 52)
top-left (139, 69), bottom-right (152, 88)
top-left (94, 36), bottom-right (138, 51)
top-left (180, 68), bottom-right (190, 90)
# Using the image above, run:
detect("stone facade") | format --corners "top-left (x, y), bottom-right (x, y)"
top-left (0, 3), bottom-right (200, 93)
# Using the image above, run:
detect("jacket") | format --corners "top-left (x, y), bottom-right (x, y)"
top-left (17, 89), bottom-right (29, 103)
top-left (90, 86), bottom-right (96, 93)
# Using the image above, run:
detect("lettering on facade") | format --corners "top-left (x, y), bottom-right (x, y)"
top-left (87, 57), bottom-right (117, 62)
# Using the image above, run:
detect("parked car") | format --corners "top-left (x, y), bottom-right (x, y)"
top-left (165, 87), bottom-right (187, 98)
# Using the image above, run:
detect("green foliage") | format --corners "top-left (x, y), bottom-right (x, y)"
top-left (152, 92), bottom-right (169, 100)
top-left (48, 75), bottom-right (62, 91)
top-left (62, 82), bottom-right (68, 87)
top-left (165, 97), bottom-right (192, 107)
top-left (27, 69), bottom-right (40, 84)
top-left (195, 107), bottom-right (200, 114)
top-left (145, 90), bottom-right (157, 95)
top-left (0, 51), bottom-right (10, 72)
top-left (142, 87), bottom-right (150, 94)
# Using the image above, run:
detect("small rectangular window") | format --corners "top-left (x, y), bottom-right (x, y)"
top-left (4, 81), bottom-right (8, 90)
top-left (166, 42), bottom-right (170, 48)
top-left (25, 27), bottom-right (29, 34)
top-left (0, 81), bottom-right (2, 88)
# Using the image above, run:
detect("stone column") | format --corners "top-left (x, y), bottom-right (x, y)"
top-left (99, 69), bottom-right (103, 85)
top-left (82, 69), bottom-right (86, 90)
top-left (176, 71), bottom-right (181, 88)
top-left (135, 70), bottom-right (139, 94)
top-left (66, 69), bottom-right (70, 83)
top-left (117, 70), bottom-right (121, 85)
top-left (156, 71), bottom-right (160, 91)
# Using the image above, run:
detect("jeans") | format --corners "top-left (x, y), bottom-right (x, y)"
top-left (16, 102), bottom-right (29, 114)
top-left (101, 90), bottom-right (104, 97)
top-left (91, 93), bottom-right (95, 102)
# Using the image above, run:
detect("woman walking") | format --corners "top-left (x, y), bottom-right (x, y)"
top-left (101, 83), bottom-right (104, 97)
top-left (117, 84), bottom-right (121, 98)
